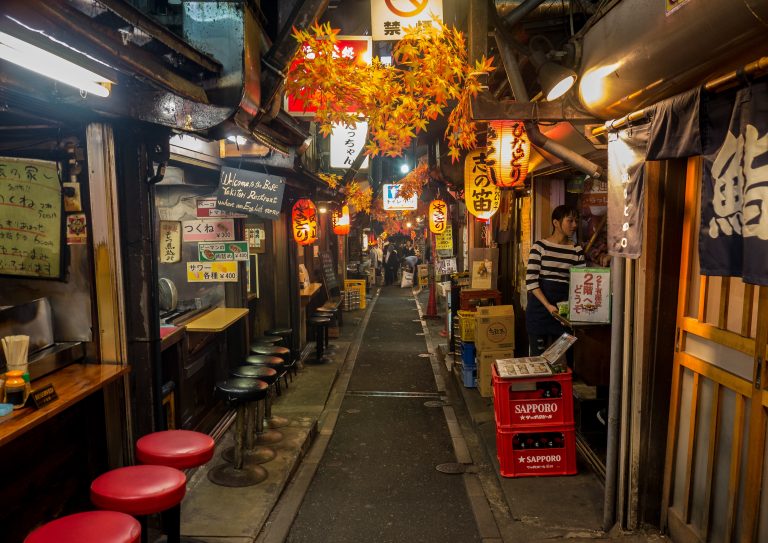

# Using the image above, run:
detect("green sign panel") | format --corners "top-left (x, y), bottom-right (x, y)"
top-left (197, 241), bottom-right (248, 261)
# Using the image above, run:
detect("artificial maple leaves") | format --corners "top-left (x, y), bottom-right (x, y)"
top-left (396, 162), bottom-right (431, 201)
top-left (286, 19), bottom-right (494, 163)
top-left (343, 180), bottom-right (373, 214)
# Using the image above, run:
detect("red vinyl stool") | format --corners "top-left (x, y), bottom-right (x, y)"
top-left (25, 511), bottom-right (141, 543)
top-left (136, 430), bottom-right (215, 470)
top-left (91, 465), bottom-right (186, 543)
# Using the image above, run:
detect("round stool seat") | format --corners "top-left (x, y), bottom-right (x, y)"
top-left (91, 465), bottom-right (186, 516)
top-left (244, 355), bottom-right (284, 369)
top-left (309, 316), bottom-right (331, 325)
top-left (250, 344), bottom-right (290, 357)
top-left (215, 378), bottom-right (268, 403)
top-left (25, 511), bottom-right (141, 543)
top-left (231, 365), bottom-right (278, 385)
top-left (136, 430), bottom-right (215, 470)
top-left (315, 307), bottom-right (334, 313)
top-left (251, 336), bottom-right (280, 346)
top-left (266, 327), bottom-right (292, 336)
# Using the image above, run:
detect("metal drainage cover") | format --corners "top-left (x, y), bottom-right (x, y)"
top-left (418, 353), bottom-right (431, 358)
top-left (436, 463), bottom-right (467, 474)
top-left (424, 400), bottom-right (448, 408)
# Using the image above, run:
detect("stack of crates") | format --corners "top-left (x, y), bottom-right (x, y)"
top-left (344, 279), bottom-right (366, 309)
top-left (343, 289), bottom-right (360, 311)
top-left (492, 365), bottom-right (577, 477)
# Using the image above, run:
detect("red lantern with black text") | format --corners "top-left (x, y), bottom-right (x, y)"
top-left (292, 199), bottom-right (318, 245)
top-left (331, 204), bottom-right (350, 235)
top-left (487, 121), bottom-right (530, 187)
top-left (429, 199), bottom-right (448, 234)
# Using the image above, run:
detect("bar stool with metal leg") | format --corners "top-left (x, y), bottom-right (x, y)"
top-left (220, 365), bottom-right (280, 464)
top-left (250, 344), bottom-right (291, 387)
top-left (250, 335), bottom-right (280, 350)
top-left (207, 378), bottom-right (270, 488)
top-left (244, 355), bottom-right (288, 442)
top-left (266, 327), bottom-right (299, 376)
top-left (24, 511), bottom-right (142, 543)
top-left (307, 316), bottom-right (331, 364)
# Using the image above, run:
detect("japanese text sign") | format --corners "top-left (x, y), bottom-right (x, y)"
top-left (198, 241), bottom-right (249, 262)
top-left (0, 157), bottom-right (62, 278)
top-left (196, 197), bottom-right (247, 218)
top-left (186, 261), bottom-right (239, 282)
top-left (371, 0), bottom-right (443, 41)
top-left (382, 183), bottom-right (418, 210)
top-left (464, 149), bottom-right (501, 220)
top-left (435, 223), bottom-right (453, 252)
top-left (331, 122), bottom-right (370, 169)
top-left (216, 167), bottom-right (285, 220)
top-left (182, 219), bottom-right (235, 242)
top-left (159, 221), bottom-right (181, 263)
top-left (568, 267), bottom-right (611, 323)
top-left (429, 199), bottom-right (448, 234)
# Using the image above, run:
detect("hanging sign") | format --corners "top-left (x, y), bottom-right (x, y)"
top-left (245, 224), bottom-right (266, 254)
top-left (371, 0), bottom-right (444, 41)
top-left (286, 36), bottom-right (372, 116)
top-left (486, 121), bottom-right (530, 187)
top-left (292, 199), bottom-right (319, 245)
top-left (0, 157), bottom-right (62, 278)
top-left (464, 149), bottom-right (501, 219)
top-left (435, 223), bottom-right (453, 252)
top-left (331, 122), bottom-right (370, 169)
top-left (568, 267), bottom-right (611, 323)
top-left (182, 219), bottom-right (235, 242)
top-left (66, 213), bottom-right (87, 245)
top-left (198, 241), bottom-right (248, 262)
top-left (607, 126), bottom-right (648, 258)
top-left (196, 197), bottom-right (247, 218)
top-left (428, 199), bottom-right (448, 234)
top-left (216, 167), bottom-right (285, 220)
top-left (187, 261), bottom-right (239, 282)
top-left (382, 183), bottom-right (418, 210)
top-left (159, 221), bottom-right (181, 263)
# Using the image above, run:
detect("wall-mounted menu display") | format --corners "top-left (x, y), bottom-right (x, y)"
top-left (216, 167), bottom-right (285, 219)
top-left (0, 157), bottom-right (62, 278)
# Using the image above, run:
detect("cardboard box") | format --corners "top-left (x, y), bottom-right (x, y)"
top-left (477, 348), bottom-right (514, 397)
top-left (475, 305), bottom-right (515, 352)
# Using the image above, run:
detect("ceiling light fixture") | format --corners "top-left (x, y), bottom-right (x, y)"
top-left (530, 48), bottom-right (576, 101)
top-left (0, 30), bottom-right (114, 98)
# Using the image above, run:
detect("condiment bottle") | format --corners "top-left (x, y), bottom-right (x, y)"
top-left (4, 370), bottom-right (27, 409)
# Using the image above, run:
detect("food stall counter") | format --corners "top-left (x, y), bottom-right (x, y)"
top-left (184, 308), bottom-right (249, 333)
top-left (300, 282), bottom-right (322, 299)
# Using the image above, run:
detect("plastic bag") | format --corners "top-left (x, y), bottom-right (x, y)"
top-left (401, 270), bottom-right (414, 288)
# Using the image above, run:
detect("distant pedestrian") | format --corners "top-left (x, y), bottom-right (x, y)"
top-left (384, 242), bottom-right (399, 286)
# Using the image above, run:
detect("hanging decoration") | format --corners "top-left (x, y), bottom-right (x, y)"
top-left (331, 204), bottom-right (351, 235)
top-left (292, 199), bottom-right (318, 245)
top-left (464, 149), bottom-right (501, 219)
top-left (486, 121), bottom-right (530, 187)
top-left (429, 199), bottom-right (448, 234)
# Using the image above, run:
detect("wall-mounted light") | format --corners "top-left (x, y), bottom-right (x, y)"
top-left (530, 48), bottom-right (576, 101)
top-left (0, 30), bottom-right (114, 98)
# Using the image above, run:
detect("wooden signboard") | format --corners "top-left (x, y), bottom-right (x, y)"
top-left (0, 157), bottom-right (62, 278)
top-left (216, 167), bottom-right (285, 220)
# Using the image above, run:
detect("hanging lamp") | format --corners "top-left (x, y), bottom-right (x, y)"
top-left (486, 120), bottom-right (531, 188)
top-left (464, 149), bottom-right (501, 220)
top-left (428, 199), bottom-right (448, 234)
top-left (292, 198), bottom-right (318, 245)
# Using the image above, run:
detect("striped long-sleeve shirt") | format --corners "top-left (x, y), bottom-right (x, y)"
top-left (526, 240), bottom-right (585, 291)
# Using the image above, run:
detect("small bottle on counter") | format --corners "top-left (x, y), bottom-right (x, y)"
top-left (4, 370), bottom-right (27, 409)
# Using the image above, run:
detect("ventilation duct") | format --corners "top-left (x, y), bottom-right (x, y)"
top-left (495, 0), bottom-right (585, 24)
top-left (576, 0), bottom-right (768, 118)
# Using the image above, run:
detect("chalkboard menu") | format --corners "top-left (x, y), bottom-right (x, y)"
top-left (216, 166), bottom-right (285, 220)
top-left (320, 251), bottom-right (339, 297)
top-left (0, 157), bottom-right (62, 278)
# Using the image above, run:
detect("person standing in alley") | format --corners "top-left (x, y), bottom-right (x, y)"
top-left (384, 242), bottom-right (398, 286)
top-left (402, 239), bottom-right (418, 271)
top-left (525, 205), bottom-right (584, 355)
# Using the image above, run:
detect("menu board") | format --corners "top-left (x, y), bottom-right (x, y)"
top-left (319, 251), bottom-right (339, 297)
top-left (0, 157), bottom-right (62, 278)
top-left (216, 167), bottom-right (285, 219)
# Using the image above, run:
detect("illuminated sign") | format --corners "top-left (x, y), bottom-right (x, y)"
top-left (382, 184), bottom-right (418, 210)
top-left (330, 122), bottom-right (369, 170)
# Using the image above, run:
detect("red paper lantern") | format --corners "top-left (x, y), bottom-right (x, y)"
top-left (486, 121), bottom-right (531, 187)
top-left (292, 199), bottom-right (318, 245)
top-left (331, 204), bottom-right (350, 235)
top-left (428, 199), bottom-right (448, 234)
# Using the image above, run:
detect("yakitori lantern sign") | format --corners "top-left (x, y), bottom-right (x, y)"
top-left (331, 204), bottom-right (351, 235)
top-left (429, 199), bottom-right (448, 234)
top-left (487, 121), bottom-right (530, 188)
top-left (292, 199), bottom-right (318, 245)
top-left (464, 149), bottom-right (501, 220)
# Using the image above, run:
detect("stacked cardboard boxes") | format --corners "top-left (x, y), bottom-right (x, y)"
top-left (474, 305), bottom-right (515, 397)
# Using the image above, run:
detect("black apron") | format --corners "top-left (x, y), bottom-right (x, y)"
top-left (525, 279), bottom-right (569, 336)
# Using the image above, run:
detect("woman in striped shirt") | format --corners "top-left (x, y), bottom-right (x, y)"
top-left (525, 205), bottom-right (584, 355)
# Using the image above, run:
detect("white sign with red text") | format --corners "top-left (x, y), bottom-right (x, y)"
top-left (569, 267), bottom-right (611, 323)
top-left (371, 0), bottom-right (443, 41)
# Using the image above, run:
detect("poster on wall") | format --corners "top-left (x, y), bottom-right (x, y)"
top-left (182, 219), bottom-right (235, 242)
top-left (435, 223), bottom-right (453, 256)
top-left (568, 267), bottom-right (611, 323)
top-left (197, 241), bottom-right (248, 261)
top-left (66, 213), bottom-right (87, 245)
top-left (159, 221), bottom-right (181, 263)
top-left (186, 261), bottom-right (238, 282)
top-left (371, 0), bottom-right (443, 41)
top-left (471, 259), bottom-right (493, 289)
top-left (0, 157), bottom-right (62, 278)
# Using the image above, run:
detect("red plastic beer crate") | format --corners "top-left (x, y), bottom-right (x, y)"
top-left (492, 365), bottom-right (574, 429)
top-left (459, 289), bottom-right (501, 311)
top-left (496, 425), bottom-right (577, 477)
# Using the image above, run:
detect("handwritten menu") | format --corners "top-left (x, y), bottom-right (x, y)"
top-left (159, 221), bottom-right (181, 263)
top-left (0, 157), bottom-right (62, 278)
top-left (216, 167), bottom-right (285, 219)
top-left (319, 251), bottom-right (339, 296)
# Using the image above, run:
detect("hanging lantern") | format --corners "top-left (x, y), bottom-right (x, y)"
top-left (331, 204), bottom-right (350, 235)
top-left (428, 199), bottom-right (448, 234)
top-left (292, 199), bottom-right (318, 245)
top-left (464, 149), bottom-right (501, 220)
top-left (486, 121), bottom-right (531, 187)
